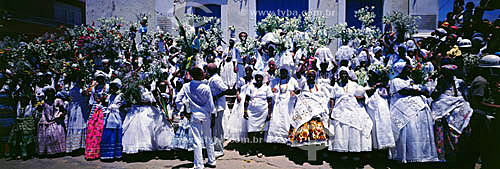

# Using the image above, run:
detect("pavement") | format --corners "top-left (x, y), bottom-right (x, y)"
top-left (0, 141), bottom-right (481, 169)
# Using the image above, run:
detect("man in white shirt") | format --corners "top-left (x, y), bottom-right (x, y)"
top-left (207, 63), bottom-right (229, 158)
top-left (175, 67), bottom-right (216, 169)
top-left (225, 39), bottom-right (240, 78)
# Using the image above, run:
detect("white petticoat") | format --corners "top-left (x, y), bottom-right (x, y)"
top-left (122, 105), bottom-right (174, 154)
top-left (224, 87), bottom-right (249, 142)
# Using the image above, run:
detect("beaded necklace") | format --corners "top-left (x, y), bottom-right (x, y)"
top-left (93, 84), bottom-right (107, 104)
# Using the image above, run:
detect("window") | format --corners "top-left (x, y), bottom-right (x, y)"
top-left (53, 1), bottom-right (82, 25)
top-left (193, 4), bottom-right (221, 18)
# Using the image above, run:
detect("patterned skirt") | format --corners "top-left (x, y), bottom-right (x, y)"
top-left (434, 117), bottom-right (472, 162)
top-left (38, 121), bottom-right (66, 155)
top-left (170, 117), bottom-right (196, 151)
top-left (288, 118), bottom-right (328, 147)
top-left (7, 116), bottom-right (36, 157)
top-left (84, 105), bottom-right (104, 160)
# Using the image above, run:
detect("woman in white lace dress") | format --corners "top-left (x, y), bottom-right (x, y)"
top-left (266, 68), bottom-right (299, 144)
top-left (388, 63), bottom-right (438, 163)
top-left (328, 67), bottom-right (373, 152)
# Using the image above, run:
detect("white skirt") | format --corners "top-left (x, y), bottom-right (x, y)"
top-left (265, 95), bottom-right (294, 144)
top-left (122, 105), bottom-right (174, 154)
top-left (366, 89), bottom-right (395, 150)
top-left (328, 121), bottom-right (372, 152)
top-left (224, 96), bottom-right (248, 142)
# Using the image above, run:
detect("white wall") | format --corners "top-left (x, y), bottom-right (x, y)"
top-left (309, 0), bottom-right (339, 51)
top-left (86, 0), bottom-right (157, 29)
top-left (86, 0), bottom-right (439, 52)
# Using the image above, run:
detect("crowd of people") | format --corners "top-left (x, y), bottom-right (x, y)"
top-left (0, 2), bottom-right (499, 169)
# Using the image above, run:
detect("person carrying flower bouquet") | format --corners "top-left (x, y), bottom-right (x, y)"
top-left (100, 78), bottom-right (123, 160)
top-left (430, 64), bottom-right (473, 167)
top-left (388, 62), bottom-right (438, 163)
top-left (37, 86), bottom-right (66, 157)
top-left (85, 71), bottom-right (108, 160)
top-left (365, 66), bottom-right (395, 162)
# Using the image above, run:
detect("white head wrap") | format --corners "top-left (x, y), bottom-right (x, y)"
top-left (216, 46), bottom-right (223, 52)
top-left (42, 85), bottom-right (56, 93)
top-left (336, 66), bottom-right (350, 78)
top-left (373, 46), bottom-right (383, 54)
top-left (392, 61), bottom-right (407, 77)
top-left (357, 50), bottom-right (368, 62)
top-left (252, 71), bottom-right (265, 79)
top-left (110, 78), bottom-right (122, 88)
top-left (94, 70), bottom-right (107, 79)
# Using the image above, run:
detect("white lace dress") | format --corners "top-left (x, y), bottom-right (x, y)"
top-left (365, 87), bottom-right (395, 150)
top-left (388, 78), bottom-right (438, 163)
top-left (328, 81), bottom-right (373, 152)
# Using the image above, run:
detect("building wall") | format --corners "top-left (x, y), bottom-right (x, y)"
top-left (383, 0), bottom-right (409, 16)
top-left (86, 0), bottom-right (157, 30)
top-left (410, 0), bottom-right (439, 32)
top-left (85, 0), bottom-right (438, 51)
top-left (226, 0), bottom-right (249, 40)
top-left (1, 0), bottom-right (85, 36)
top-left (309, 0), bottom-right (338, 51)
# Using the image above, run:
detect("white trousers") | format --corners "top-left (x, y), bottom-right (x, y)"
top-left (213, 110), bottom-right (225, 155)
top-left (190, 117), bottom-right (216, 169)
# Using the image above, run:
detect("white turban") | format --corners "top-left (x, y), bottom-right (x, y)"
top-left (336, 66), bottom-right (350, 78)
top-left (94, 70), bottom-right (107, 79)
top-left (252, 71), bottom-right (265, 79)
top-left (110, 78), bottom-right (122, 88)
top-left (42, 86), bottom-right (56, 93)
top-left (373, 46), bottom-right (383, 54)
top-left (357, 50), bottom-right (368, 62)
top-left (315, 47), bottom-right (335, 71)
top-left (392, 61), bottom-right (407, 77)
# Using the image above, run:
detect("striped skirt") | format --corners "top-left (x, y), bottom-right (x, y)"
top-left (100, 128), bottom-right (122, 159)
top-left (66, 102), bottom-right (88, 152)
top-left (0, 104), bottom-right (15, 155)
